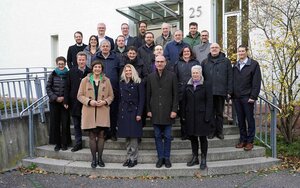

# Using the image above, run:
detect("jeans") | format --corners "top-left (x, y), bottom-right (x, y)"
top-left (153, 124), bottom-right (172, 159)
top-left (233, 97), bottom-right (255, 143)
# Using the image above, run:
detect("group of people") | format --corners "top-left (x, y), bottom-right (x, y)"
top-left (46, 21), bottom-right (262, 170)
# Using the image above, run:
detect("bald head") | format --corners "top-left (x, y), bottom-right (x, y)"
top-left (210, 43), bottom-right (221, 57)
top-left (161, 23), bottom-right (171, 37)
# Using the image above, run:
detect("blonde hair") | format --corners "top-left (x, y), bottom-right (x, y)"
top-left (120, 64), bottom-right (141, 83)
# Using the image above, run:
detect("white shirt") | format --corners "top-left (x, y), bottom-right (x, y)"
top-left (239, 57), bottom-right (248, 70)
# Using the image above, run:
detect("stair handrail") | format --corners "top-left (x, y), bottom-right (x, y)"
top-left (19, 94), bottom-right (49, 158)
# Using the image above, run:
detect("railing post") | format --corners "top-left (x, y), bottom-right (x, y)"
top-left (35, 76), bottom-right (45, 123)
top-left (270, 96), bottom-right (277, 158)
top-left (26, 68), bottom-right (34, 158)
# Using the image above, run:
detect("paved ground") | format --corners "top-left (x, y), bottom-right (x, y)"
top-left (0, 169), bottom-right (299, 188)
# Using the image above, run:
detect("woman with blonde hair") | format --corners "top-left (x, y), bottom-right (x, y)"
top-left (118, 64), bottom-right (145, 168)
top-left (77, 60), bottom-right (114, 168)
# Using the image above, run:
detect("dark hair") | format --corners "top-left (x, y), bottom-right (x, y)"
top-left (238, 45), bottom-right (249, 51)
top-left (74, 31), bottom-right (83, 37)
top-left (88, 35), bottom-right (99, 47)
top-left (116, 35), bottom-right (125, 40)
top-left (138, 21), bottom-right (147, 27)
top-left (121, 23), bottom-right (129, 28)
top-left (127, 46), bottom-right (138, 52)
top-left (91, 60), bottom-right (104, 70)
top-left (55, 56), bottom-right (66, 64)
top-left (145, 31), bottom-right (154, 38)
top-left (179, 46), bottom-right (196, 60)
top-left (189, 22), bottom-right (198, 27)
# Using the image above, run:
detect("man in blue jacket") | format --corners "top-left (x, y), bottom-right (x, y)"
top-left (233, 45), bottom-right (261, 151)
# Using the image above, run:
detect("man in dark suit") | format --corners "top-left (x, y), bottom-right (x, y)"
top-left (119, 23), bottom-right (135, 47)
top-left (66, 31), bottom-right (87, 69)
top-left (64, 51), bottom-right (90, 152)
top-left (96, 23), bottom-right (114, 51)
top-left (146, 55), bottom-right (178, 169)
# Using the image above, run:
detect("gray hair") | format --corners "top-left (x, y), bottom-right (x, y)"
top-left (191, 65), bottom-right (204, 84)
top-left (100, 39), bottom-right (111, 47)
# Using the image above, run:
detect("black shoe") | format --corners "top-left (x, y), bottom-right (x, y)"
top-left (54, 145), bottom-right (61, 152)
top-left (128, 160), bottom-right (137, 168)
top-left (187, 155), bottom-right (199, 166)
top-left (208, 134), bottom-right (215, 139)
top-left (156, 158), bottom-right (164, 168)
top-left (91, 160), bottom-right (97, 168)
top-left (111, 135), bottom-right (117, 141)
top-left (61, 145), bottom-right (68, 151)
top-left (200, 154), bottom-right (207, 170)
top-left (138, 138), bottom-right (142, 143)
top-left (123, 159), bottom-right (130, 167)
top-left (71, 144), bottom-right (82, 152)
top-left (216, 133), bottom-right (224, 140)
top-left (165, 159), bottom-right (172, 168)
top-left (98, 157), bottom-right (105, 167)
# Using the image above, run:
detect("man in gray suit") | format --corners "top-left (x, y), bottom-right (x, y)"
top-left (193, 30), bottom-right (212, 64)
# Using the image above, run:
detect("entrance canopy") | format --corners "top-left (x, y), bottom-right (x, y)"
top-left (116, 0), bottom-right (183, 24)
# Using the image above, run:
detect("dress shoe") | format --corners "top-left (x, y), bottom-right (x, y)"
top-left (71, 144), bottom-right (82, 152)
top-left (98, 156), bottom-right (105, 167)
top-left (200, 153), bottom-right (207, 170)
top-left (207, 134), bottom-right (215, 139)
top-left (216, 133), bottom-right (224, 140)
top-left (236, 142), bottom-right (246, 148)
top-left (61, 145), bottom-right (68, 151)
top-left (91, 160), bottom-right (97, 168)
top-left (187, 155), bottom-right (199, 166)
top-left (244, 143), bottom-right (254, 151)
top-left (165, 158), bottom-right (172, 168)
top-left (128, 160), bottom-right (138, 168)
top-left (54, 145), bottom-right (61, 152)
top-left (111, 135), bottom-right (118, 141)
top-left (123, 159), bottom-right (130, 167)
top-left (156, 158), bottom-right (164, 168)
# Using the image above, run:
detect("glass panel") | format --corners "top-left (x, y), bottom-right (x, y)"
top-left (225, 0), bottom-right (239, 12)
top-left (227, 16), bottom-right (238, 62)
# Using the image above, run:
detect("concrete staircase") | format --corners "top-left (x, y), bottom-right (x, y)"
top-left (22, 120), bottom-right (279, 177)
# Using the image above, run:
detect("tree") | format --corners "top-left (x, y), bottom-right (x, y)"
top-left (249, 0), bottom-right (300, 143)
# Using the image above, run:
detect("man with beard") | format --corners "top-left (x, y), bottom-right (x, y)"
top-left (193, 30), bottom-right (212, 64)
top-left (67, 31), bottom-right (87, 69)
top-left (134, 21), bottom-right (147, 49)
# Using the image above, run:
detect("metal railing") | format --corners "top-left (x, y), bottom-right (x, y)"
top-left (20, 95), bottom-right (49, 158)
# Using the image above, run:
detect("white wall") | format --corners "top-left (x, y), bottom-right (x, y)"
top-left (0, 0), bottom-right (154, 68)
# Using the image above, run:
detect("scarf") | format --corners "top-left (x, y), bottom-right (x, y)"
top-left (54, 67), bottom-right (68, 76)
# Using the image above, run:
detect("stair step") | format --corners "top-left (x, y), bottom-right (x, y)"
top-left (71, 125), bottom-right (239, 137)
top-left (36, 145), bottom-right (266, 163)
top-left (22, 157), bottom-right (280, 177)
top-left (71, 135), bottom-right (240, 149)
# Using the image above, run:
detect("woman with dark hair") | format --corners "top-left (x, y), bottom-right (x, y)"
top-left (118, 64), bottom-right (145, 168)
top-left (182, 65), bottom-right (213, 170)
top-left (77, 60), bottom-right (114, 168)
top-left (46, 56), bottom-right (71, 151)
top-left (83, 35), bottom-right (99, 68)
top-left (121, 46), bottom-right (144, 78)
top-left (174, 46), bottom-right (200, 140)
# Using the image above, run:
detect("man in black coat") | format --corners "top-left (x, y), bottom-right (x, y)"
top-left (64, 51), bottom-right (91, 152)
top-left (233, 45), bottom-right (261, 151)
top-left (134, 21), bottom-right (147, 49)
top-left (202, 43), bottom-right (233, 140)
top-left (147, 55), bottom-right (178, 169)
top-left (67, 31), bottom-right (87, 69)
top-left (117, 23), bottom-right (135, 47)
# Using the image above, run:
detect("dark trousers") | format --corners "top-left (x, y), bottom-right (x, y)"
top-left (178, 100), bottom-right (186, 137)
top-left (233, 97), bottom-right (255, 143)
top-left (153, 124), bottom-right (172, 159)
top-left (49, 102), bottom-right (70, 146)
top-left (190, 136), bottom-right (208, 156)
top-left (211, 95), bottom-right (225, 135)
top-left (72, 116), bottom-right (82, 145)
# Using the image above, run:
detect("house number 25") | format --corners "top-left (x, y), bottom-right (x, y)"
top-left (189, 6), bottom-right (202, 18)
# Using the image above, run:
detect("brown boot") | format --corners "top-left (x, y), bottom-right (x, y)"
top-left (235, 142), bottom-right (246, 148)
top-left (244, 143), bottom-right (254, 151)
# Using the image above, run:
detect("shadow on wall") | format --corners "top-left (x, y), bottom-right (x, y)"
top-left (0, 113), bottom-right (49, 171)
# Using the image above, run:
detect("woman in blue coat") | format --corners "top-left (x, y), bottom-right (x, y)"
top-left (118, 64), bottom-right (145, 168)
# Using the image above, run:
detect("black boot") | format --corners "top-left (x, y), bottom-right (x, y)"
top-left (200, 153), bottom-right (207, 170)
top-left (91, 155), bottom-right (97, 168)
top-left (98, 155), bottom-right (105, 167)
top-left (187, 155), bottom-right (199, 166)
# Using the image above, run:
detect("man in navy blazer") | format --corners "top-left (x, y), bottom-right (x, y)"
top-left (96, 23), bottom-right (114, 51)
